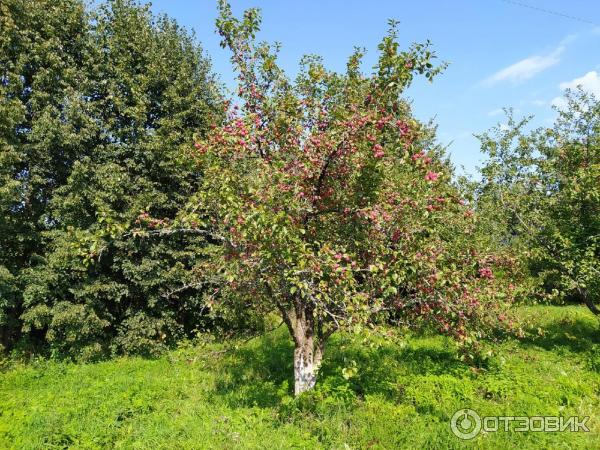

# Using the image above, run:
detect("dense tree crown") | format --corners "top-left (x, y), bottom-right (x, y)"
top-left (138, 2), bottom-right (514, 394)
top-left (0, 0), bottom-right (222, 357)
top-left (477, 89), bottom-right (600, 315)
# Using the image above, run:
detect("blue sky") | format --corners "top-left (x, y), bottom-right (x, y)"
top-left (148, 0), bottom-right (600, 176)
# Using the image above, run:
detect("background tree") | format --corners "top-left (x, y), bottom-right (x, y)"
top-left (1, 0), bottom-right (224, 358)
top-left (154, 2), bottom-right (512, 395)
top-left (0, 0), bottom-right (91, 349)
top-left (477, 89), bottom-right (600, 315)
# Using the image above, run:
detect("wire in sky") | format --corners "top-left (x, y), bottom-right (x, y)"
top-left (501, 0), bottom-right (599, 26)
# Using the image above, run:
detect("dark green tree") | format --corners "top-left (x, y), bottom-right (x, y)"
top-left (1, 0), bottom-right (92, 349)
top-left (1, 0), bottom-right (223, 358)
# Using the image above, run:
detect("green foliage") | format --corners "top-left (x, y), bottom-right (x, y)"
top-left (477, 90), bottom-right (600, 312)
top-left (1, 306), bottom-right (598, 448)
top-left (157, 2), bottom-right (515, 394)
top-left (0, 0), bottom-right (91, 348)
top-left (0, 0), bottom-right (223, 358)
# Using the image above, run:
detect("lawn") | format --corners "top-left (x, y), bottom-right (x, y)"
top-left (1, 305), bottom-right (599, 449)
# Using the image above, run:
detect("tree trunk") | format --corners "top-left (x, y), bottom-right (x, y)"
top-left (578, 287), bottom-right (600, 316)
top-left (293, 333), bottom-right (324, 395)
top-left (277, 300), bottom-right (328, 396)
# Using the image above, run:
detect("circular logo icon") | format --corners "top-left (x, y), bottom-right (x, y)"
top-left (451, 409), bottom-right (482, 440)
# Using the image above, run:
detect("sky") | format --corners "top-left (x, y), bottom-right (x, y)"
top-left (146, 0), bottom-right (600, 176)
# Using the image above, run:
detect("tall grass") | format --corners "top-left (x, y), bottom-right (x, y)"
top-left (1, 306), bottom-right (599, 449)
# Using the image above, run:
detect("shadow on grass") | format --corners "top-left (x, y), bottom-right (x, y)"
top-left (320, 337), bottom-right (467, 399)
top-left (212, 328), bottom-right (465, 408)
top-left (213, 330), bottom-right (294, 408)
top-left (518, 315), bottom-right (600, 353)
top-left (210, 307), bottom-right (600, 411)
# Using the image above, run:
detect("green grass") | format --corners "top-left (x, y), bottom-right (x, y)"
top-left (1, 305), bottom-right (599, 449)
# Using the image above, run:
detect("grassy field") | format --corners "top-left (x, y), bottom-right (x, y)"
top-left (1, 305), bottom-right (599, 449)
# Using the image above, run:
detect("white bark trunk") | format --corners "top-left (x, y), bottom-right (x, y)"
top-left (293, 336), bottom-right (324, 395)
top-left (280, 301), bottom-right (328, 396)
top-left (294, 344), bottom-right (316, 395)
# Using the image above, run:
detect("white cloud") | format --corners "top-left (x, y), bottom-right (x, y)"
top-left (487, 108), bottom-right (504, 117)
top-left (559, 33), bottom-right (578, 46)
top-left (550, 97), bottom-right (568, 110)
top-left (552, 71), bottom-right (600, 108)
top-left (483, 45), bottom-right (564, 86)
top-left (558, 71), bottom-right (600, 96)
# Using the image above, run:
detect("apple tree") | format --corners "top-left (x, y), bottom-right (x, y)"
top-left (478, 89), bottom-right (600, 315)
top-left (153, 2), bottom-right (511, 394)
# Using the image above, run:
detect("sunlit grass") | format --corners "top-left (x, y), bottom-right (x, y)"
top-left (1, 306), bottom-right (599, 449)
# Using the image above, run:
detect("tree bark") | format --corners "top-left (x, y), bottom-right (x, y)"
top-left (277, 299), bottom-right (329, 395)
top-left (577, 287), bottom-right (600, 316)
top-left (293, 332), bottom-right (324, 395)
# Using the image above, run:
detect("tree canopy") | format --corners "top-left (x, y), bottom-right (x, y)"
top-left (139, 1), bottom-right (514, 394)
top-left (477, 89), bottom-right (600, 316)
top-left (0, 0), bottom-right (222, 358)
